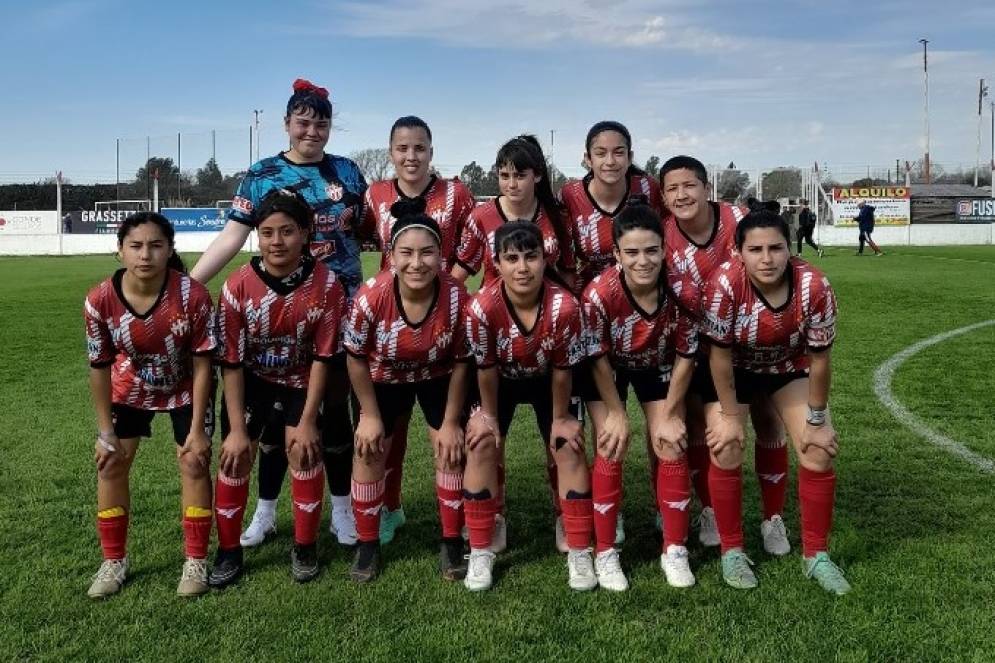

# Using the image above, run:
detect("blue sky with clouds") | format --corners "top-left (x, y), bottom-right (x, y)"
top-left (2, 0), bottom-right (993, 184)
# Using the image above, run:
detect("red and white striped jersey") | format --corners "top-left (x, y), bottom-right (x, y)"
top-left (455, 198), bottom-right (575, 284)
top-left (343, 270), bottom-right (470, 384)
top-left (582, 265), bottom-right (697, 376)
top-left (700, 258), bottom-right (837, 374)
top-left (561, 172), bottom-right (663, 287)
top-left (663, 201), bottom-right (747, 315)
top-left (216, 258), bottom-right (345, 389)
top-left (362, 176), bottom-right (475, 272)
top-left (84, 269), bottom-right (216, 410)
top-left (465, 278), bottom-right (586, 379)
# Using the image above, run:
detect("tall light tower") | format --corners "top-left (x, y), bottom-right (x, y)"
top-left (975, 79), bottom-right (988, 188)
top-left (919, 38), bottom-right (930, 184)
top-left (253, 109), bottom-right (263, 163)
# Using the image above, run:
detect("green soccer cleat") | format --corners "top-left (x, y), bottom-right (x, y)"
top-left (720, 549), bottom-right (758, 589)
top-left (803, 552), bottom-right (851, 595)
top-left (379, 507), bottom-right (407, 545)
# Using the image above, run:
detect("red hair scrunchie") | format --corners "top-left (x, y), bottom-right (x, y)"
top-left (292, 78), bottom-right (329, 99)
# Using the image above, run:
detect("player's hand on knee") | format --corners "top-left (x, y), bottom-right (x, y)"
top-left (219, 430), bottom-right (251, 477)
top-left (597, 410), bottom-right (630, 462)
top-left (802, 421), bottom-right (838, 458)
top-left (94, 432), bottom-right (123, 473)
top-left (706, 415), bottom-right (744, 454)
top-left (287, 419), bottom-right (321, 469)
top-left (551, 415), bottom-right (584, 454)
top-left (652, 415), bottom-right (687, 457)
top-left (179, 429), bottom-right (212, 471)
top-left (434, 419), bottom-right (465, 467)
top-left (354, 413), bottom-right (385, 458)
top-left (466, 409), bottom-right (498, 451)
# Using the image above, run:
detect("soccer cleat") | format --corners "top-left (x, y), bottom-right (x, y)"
top-left (660, 545), bottom-right (696, 588)
top-left (379, 507), bottom-right (407, 545)
top-left (87, 557), bottom-right (128, 599)
top-left (615, 512), bottom-right (626, 547)
top-left (491, 514), bottom-right (508, 554)
top-left (761, 515), bottom-right (791, 556)
top-left (208, 547), bottom-right (244, 589)
top-left (349, 541), bottom-right (381, 583)
top-left (817, 248), bottom-right (825, 258)
top-left (291, 543), bottom-right (320, 583)
top-left (696, 507), bottom-right (720, 547)
top-left (439, 537), bottom-right (468, 581)
top-left (554, 516), bottom-right (569, 554)
top-left (875, 252), bottom-right (885, 257)
top-left (464, 549), bottom-right (496, 591)
top-left (329, 504), bottom-right (358, 547)
top-left (594, 548), bottom-right (628, 592)
top-left (176, 557), bottom-right (209, 597)
top-left (566, 548), bottom-right (598, 591)
top-left (720, 549), bottom-right (758, 589)
top-left (240, 509), bottom-right (276, 548)
top-left (803, 552), bottom-right (851, 595)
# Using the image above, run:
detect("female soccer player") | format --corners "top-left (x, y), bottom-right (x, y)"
top-left (700, 209), bottom-right (849, 595)
top-left (462, 222), bottom-right (593, 592)
top-left (452, 135), bottom-right (574, 289)
top-left (344, 199), bottom-right (472, 583)
top-left (85, 213), bottom-right (216, 598)
top-left (581, 200), bottom-right (698, 591)
top-left (191, 79), bottom-right (364, 549)
top-left (661, 156), bottom-right (791, 558)
top-left (208, 189), bottom-right (346, 587)
top-left (361, 116), bottom-right (475, 545)
top-left (561, 121), bottom-right (663, 289)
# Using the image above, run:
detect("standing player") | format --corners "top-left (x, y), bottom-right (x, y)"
top-left (461, 222), bottom-right (594, 592)
top-left (661, 156), bottom-right (791, 559)
top-left (700, 209), bottom-right (849, 595)
top-left (344, 200), bottom-right (472, 582)
top-left (85, 213), bottom-right (216, 598)
top-left (561, 121), bottom-right (663, 290)
top-left (581, 201), bottom-right (698, 591)
top-left (208, 190), bottom-right (346, 587)
top-left (361, 116), bottom-right (475, 546)
top-left (191, 78), bottom-right (364, 549)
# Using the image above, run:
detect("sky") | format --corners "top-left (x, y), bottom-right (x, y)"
top-left (1, 0), bottom-right (994, 185)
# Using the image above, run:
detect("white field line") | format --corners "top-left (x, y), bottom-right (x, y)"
top-left (872, 320), bottom-right (995, 475)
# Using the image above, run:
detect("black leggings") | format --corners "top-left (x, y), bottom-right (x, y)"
top-left (796, 226), bottom-right (818, 254)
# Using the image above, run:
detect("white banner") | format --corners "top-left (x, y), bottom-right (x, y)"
top-left (0, 210), bottom-right (59, 235)
top-left (831, 187), bottom-right (910, 226)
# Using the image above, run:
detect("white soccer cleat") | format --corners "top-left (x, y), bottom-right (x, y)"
top-left (595, 548), bottom-right (629, 592)
top-left (330, 504), bottom-right (358, 546)
top-left (696, 507), bottom-right (720, 547)
top-left (464, 549), bottom-right (496, 591)
top-left (761, 515), bottom-right (791, 556)
top-left (554, 516), bottom-right (569, 554)
top-left (661, 544), bottom-right (696, 587)
top-left (490, 514), bottom-right (507, 554)
top-left (176, 557), bottom-right (209, 597)
top-left (88, 557), bottom-right (129, 599)
top-left (567, 548), bottom-right (598, 591)
top-left (240, 508), bottom-right (276, 547)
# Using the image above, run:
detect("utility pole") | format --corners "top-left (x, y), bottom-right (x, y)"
top-left (990, 101), bottom-right (994, 198)
top-left (919, 38), bottom-right (931, 184)
top-left (976, 78), bottom-right (989, 188)
top-left (253, 110), bottom-right (263, 163)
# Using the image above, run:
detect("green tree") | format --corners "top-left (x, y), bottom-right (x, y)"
top-left (761, 168), bottom-right (802, 201)
top-left (644, 155), bottom-right (660, 178)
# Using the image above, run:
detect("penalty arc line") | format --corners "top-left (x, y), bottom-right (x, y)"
top-left (872, 319), bottom-right (995, 475)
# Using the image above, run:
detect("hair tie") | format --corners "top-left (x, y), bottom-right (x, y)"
top-left (292, 78), bottom-right (329, 100)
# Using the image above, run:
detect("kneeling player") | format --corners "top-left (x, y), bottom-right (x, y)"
top-left (85, 213), bottom-right (216, 598)
top-left (581, 200), bottom-right (697, 591)
top-left (344, 199), bottom-right (472, 583)
top-left (700, 209), bottom-right (850, 595)
top-left (209, 189), bottom-right (346, 587)
top-left (462, 222), bottom-right (594, 592)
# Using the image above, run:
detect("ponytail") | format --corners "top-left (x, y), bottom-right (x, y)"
top-left (168, 251), bottom-right (187, 274)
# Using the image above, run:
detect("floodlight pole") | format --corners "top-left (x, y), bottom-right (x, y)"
top-left (976, 79), bottom-right (988, 188)
top-left (990, 101), bottom-right (994, 198)
top-left (919, 38), bottom-right (930, 184)
top-left (253, 110), bottom-right (263, 163)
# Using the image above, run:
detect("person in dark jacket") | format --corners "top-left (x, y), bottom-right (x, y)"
top-left (855, 201), bottom-right (883, 256)
top-left (796, 200), bottom-right (822, 257)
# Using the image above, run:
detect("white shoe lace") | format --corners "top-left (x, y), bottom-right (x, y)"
top-left (468, 551), bottom-right (495, 579)
top-left (596, 549), bottom-right (623, 577)
top-left (666, 545), bottom-right (690, 564)
top-left (568, 549), bottom-right (595, 577)
top-left (766, 516), bottom-right (787, 540)
top-left (93, 558), bottom-right (127, 583)
top-left (181, 558), bottom-right (208, 582)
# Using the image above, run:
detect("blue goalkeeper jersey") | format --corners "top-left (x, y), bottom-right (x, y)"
top-left (229, 152), bottom-right (368, 296)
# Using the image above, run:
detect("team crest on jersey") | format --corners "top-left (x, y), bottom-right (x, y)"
top-left (325, 181), bottom-right (344, 202)
top-left (306, 306), bottom-right (322, 324)
top-left (170, 317), bottom-right (190, 337)
top-left (435, 331), bottom-right (453, 349)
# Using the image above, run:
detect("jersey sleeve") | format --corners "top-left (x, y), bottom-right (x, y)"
top-left (580, 285), bottom-right (610, 359)
top-left (465, 296), bottom-right (496, 368)
top-left (83, 291), bottom-right (115, 368)
top-left (805, 275), bottom-right (837, 352)
top-left (699, 269), bottom-right (736, 347)
top-left (314, 275), bottom-right (347, 361)
top-left (216, 279), bottom-right (247, 367)
top-left (228, 170), bottom-right (259, 227)
top-left (188, 282), bottom-right (218, 356)
top-left (455, 211), bottom-right (485, 275)
top-left (342, 287), bottom-right (375, 358)
top-left (552, 295), bottom-right (586, 369)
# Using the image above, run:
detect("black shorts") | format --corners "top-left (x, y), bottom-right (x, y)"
top-left (111, 403), bottom-right (213, 445)
top-left (689, 355), bottom-right (716, 402)
top-left (580, 363), bottom-right (671, 404)
top-left (497, 374), bottom-right (553, 443)
top-left (700, 368), bottom-right (808, 404)
top-left (220, 372), bottom-right (307, 441)
top-left (367, 375), bottom-right (451, 433)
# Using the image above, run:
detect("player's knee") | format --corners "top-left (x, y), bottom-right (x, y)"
top-left (466, 440), bottom-right (498, 467)
top-left (654, 445), bottom-right (684, 462)
top-left (96, 461), bottom-right (129, 482)
top-left (179, 451), bottom-right (208, 479)
top-left (711, 445), bottom-right (743, 470)
top-left (554, 446), bottom-right (587, 471)
top-left (799, 447), bottom-right (833, 472)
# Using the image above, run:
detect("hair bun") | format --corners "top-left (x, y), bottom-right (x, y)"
top-left (390, 197), bottom-right (427, 219)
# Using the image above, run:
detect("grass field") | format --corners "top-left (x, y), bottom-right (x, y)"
top-left (1, 246), bottom-right (994, 661)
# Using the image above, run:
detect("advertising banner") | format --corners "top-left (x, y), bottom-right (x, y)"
top-left (160, 208), bottom-right (228, 232)
top-left (65, 210), bottom-right (132, 234)
top-left (955, 199), bottom-right (995, 223)
top-left (832, 187), bottom-right (910, 226)
top-left (0, 210), bottom-right (58, 235)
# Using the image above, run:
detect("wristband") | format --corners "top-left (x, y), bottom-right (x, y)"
top-left (97, 430), bottom-right (118, 453)
top-left (806, 406), bottom-right (827, 427)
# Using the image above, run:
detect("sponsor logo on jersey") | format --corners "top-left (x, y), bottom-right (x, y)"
top-left (232, 196), bottom-right (253, 215)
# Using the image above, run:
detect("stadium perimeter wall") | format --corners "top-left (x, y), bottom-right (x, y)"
top-left (0, 232), bottom-right (254, 256)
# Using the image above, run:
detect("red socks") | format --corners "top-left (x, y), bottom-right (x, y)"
top-left (97, 507), bottom-right (128, 560)
top-left (384, 426), bottom-right (408, 511)
top-left (656, 459), bottom-right (691, 549)
top-left (291, 466), bottom-right (325, 546)
top-left (464, 495), bottom-right (498, 550)
top-left (351, 478), bottom-right (385, 543)
top-left (687, 443), bottom-right (712, 508)
top-left (591, 456), bottom-right (622, 553)
top-left (755, 443), bottom-right (788, 520)
top-left (435, 470), bottom-right (464, 539)
top-left (559, 496), bottom-right (593, 551)
top-left (182, 506), bottom-right (212, 559)
top-left (708, 462), bottom-right (743, 552)
top-left (798, 466), bottom-right (837, 557)
top-left (215, 473), bottom-right (249, 551)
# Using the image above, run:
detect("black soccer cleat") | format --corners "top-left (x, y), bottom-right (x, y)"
top-left (208, 547), bottom-right (244, 589)
top-left (439, 537), bottom-right (468, 581)
top-left (349, 540), bottom-right (381, 583)
top-left (291, 543), bottom-right (320, 583)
